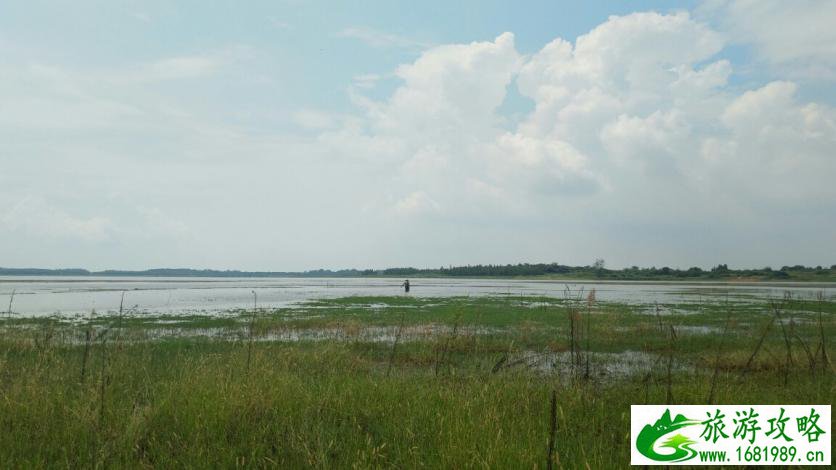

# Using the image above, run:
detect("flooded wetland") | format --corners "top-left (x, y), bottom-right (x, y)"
top-left (1, 277), bottom-right (833, 467)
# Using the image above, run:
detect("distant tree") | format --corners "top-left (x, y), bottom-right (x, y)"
top-left (711, 264), bottom-right (729, 274)
top-left (685, 267), bottom-right (703, 277)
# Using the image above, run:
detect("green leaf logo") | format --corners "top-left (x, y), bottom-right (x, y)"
top-left (636, 409), bottom-right (700, 462)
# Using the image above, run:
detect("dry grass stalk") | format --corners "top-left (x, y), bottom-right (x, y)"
top-left (98, 333), bottom-right (108, 428)
top-left (80, 310), bottom-right (94, 383)
top-left (708, 307), bottom-right (732, 404)
top-left (246, 291), bottom-right (257, 375)
top-left (666, 324), bottom-right (676, 405)
top-left (547, 389), bottom-right (557, 470)
top-left (584, 289), bottom-right (595, 380)
top-left (741, 315), bottom-right (774, 378)
top-left (6, 289), bottom-right (14, 323)
top-left (564, 285), bottom-right (585, 378)
top-left (771, 299), bottom-right (794, 385)
top-left (435, 314), bottom-right (461, 376)
top-left (793, 332), bottom-right (817, 379)
top-left (654, 302), bottom-right (663, 334)
top-left (816, 292), bottom-right (830, 371)
top-left (386, 313), bottom-right (406, 378)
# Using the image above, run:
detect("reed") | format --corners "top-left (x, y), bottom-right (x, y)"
top-left (434, 313), bottom-right (461, 376)
top-left (568, 308), bottom-right (576, 373)
top-left (5, 289), bottom-right (14, 331)
top-left (654, 302), bottom-right (663, 334)
top-left (116, 291), bottom-right (125, 342)
top-left (584, 289), bottom-right (595, 380)
top-left (794, 331), bottom-right (817, 379)
top-left (815, 292), bottom-right (830, 371)
top-left (98, 333), bottom-right (108, 428)
top-left (246, 290), bottom-right (257, 375)
top-left (665, 324), bottom-right (676, 405)
top-left (564, 285), bottom-right (585, 377)
top-left (708, 307), bottom-right (732, 404)
top-left (771, 299), bottom-right (794, 385)
top-left (386, 313), bottom-right (405, 377)
top-left (80, 310), bottom-right (94, 384)
top-left (741, 315), bottom-right (774, 378)
top-left (547, 389), bottom-right (557, 470)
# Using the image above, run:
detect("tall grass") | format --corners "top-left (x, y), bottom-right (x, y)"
top-left (0, 294), bottom-right (832, 467)
top-left (386, 313), bottom-right (405, 378)
top-left (816, 291), bottom-right (830, 370)
top-left (246, 290), bottom-right (257, 375)
top-left (707, 306), bottom-right (732, 404)
top-left (546, 389), bottom-right (557, 470)
top-left (6, 288), bottom-right (14, 324)
top-left (665, 324), bottom-right (676, 405)
top-left (741, 315), bottom-right (774, 377)
top-left (80, 310), bottom-right (94, 383)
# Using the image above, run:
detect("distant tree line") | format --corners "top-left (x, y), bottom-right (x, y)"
top-left (1, 263), bottom-right (834, 280)
top-left (0, 267), bottom-right (364, 278)
top-left (376, 263), bottom-right (836, 280)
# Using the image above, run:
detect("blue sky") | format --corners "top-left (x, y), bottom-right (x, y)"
top-left (0, 1), bottom-right (708, 124)
top-left (1, 1), bottom-right (835, 270)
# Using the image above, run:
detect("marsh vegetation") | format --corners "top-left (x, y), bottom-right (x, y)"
top-left (0, 292), bottom-right (833, 467)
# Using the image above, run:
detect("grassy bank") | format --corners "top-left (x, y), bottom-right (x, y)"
top-left (1, 294), bottom-right (833, 468)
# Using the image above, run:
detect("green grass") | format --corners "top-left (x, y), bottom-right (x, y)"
top-left (1, 295), bottom-right (833, 468)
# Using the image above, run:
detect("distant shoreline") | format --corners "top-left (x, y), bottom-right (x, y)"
top-left (2, 263), bottom-right (835, 283)
top-left (1, 273), bottom-right (834, 288)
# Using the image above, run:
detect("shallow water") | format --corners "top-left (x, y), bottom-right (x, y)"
top-left (502, 350), bottom-right (694, 380)
top-left (1, 276), bottom-right (833, 318)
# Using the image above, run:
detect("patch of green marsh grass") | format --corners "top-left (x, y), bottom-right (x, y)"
top-left (287, 295), bottom-right (569, 329)
top-left (1, 338), bottom-right (831, 468)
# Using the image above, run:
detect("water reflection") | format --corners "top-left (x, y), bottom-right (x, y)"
top-left (1, 276), bottom-right (833, 317)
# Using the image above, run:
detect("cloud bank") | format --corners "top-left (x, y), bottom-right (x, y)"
top-left (1, 6), bottom-right (834, 270)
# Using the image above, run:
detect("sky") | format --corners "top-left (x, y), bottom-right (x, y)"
top-left (1, 0), bottom-right (835, 271)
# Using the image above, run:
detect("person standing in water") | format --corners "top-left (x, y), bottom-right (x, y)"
top-left (402, 279), bottom-right (410, 293)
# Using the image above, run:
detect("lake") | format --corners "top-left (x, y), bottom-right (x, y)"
top-left (1, 276), bottom-right (833, 318)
